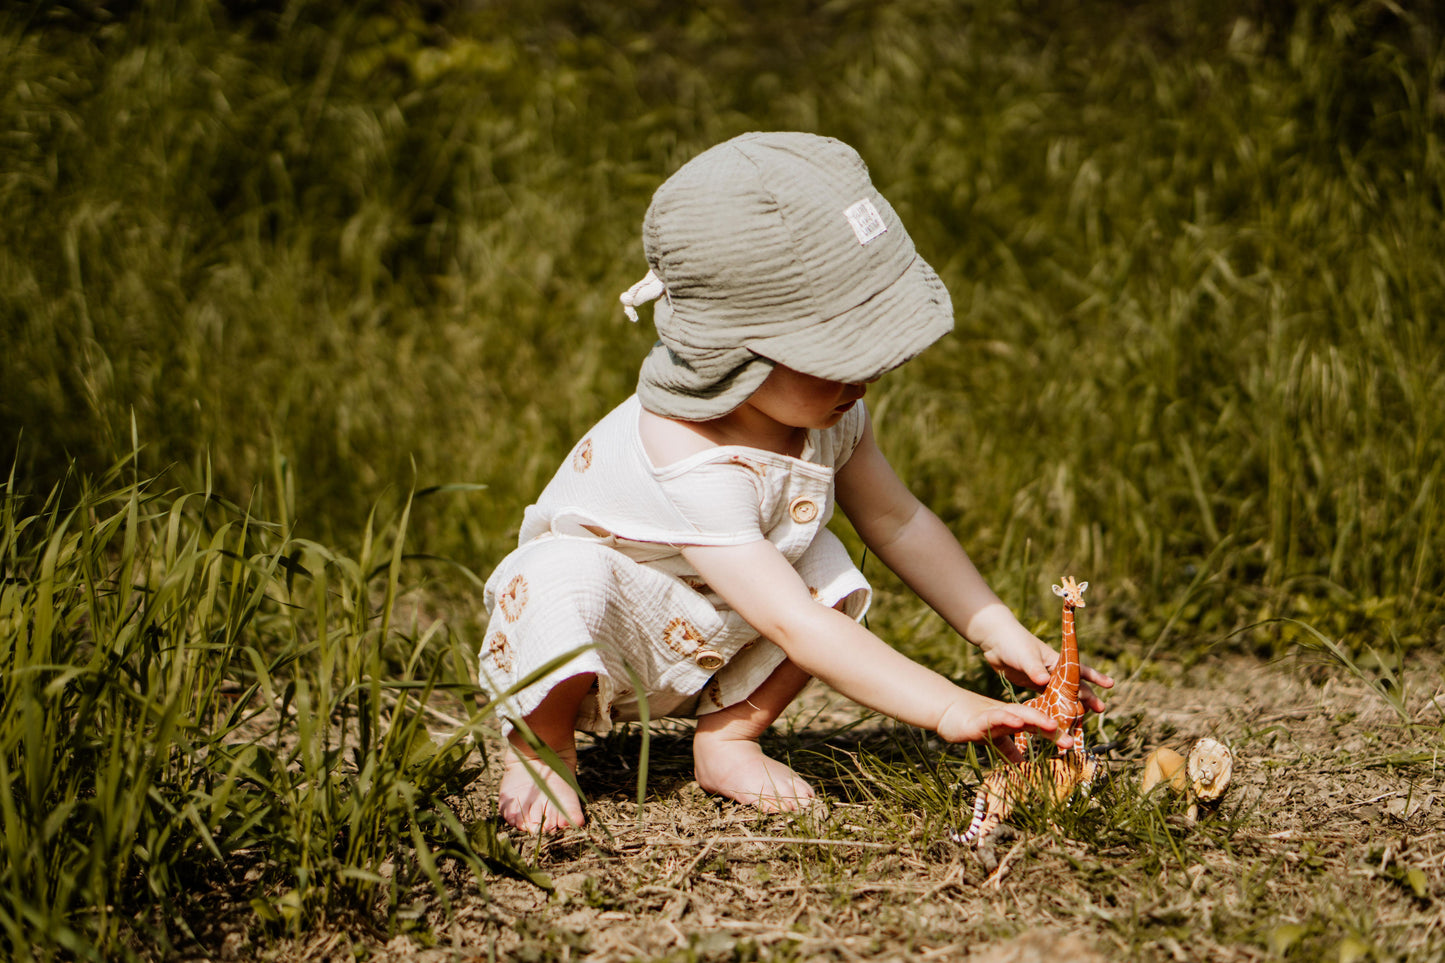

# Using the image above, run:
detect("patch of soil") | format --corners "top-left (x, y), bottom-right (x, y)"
top-left (211, 653), bottom-right (1445, 962)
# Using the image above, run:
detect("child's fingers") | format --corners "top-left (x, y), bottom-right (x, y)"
top-left (982, 708), bottom-right (1075, 761)
top-left (994, 659), bottom-right (1049, 692)
top-left (1016, 707), bottom-right (1076, 751)
top-left (999, 667), bottom-right (1043, 692)
top-left (987, 706), bottom-right (1072, 743)
top-left (1040, 725), bottom-right (1075, 752)
top-left (1024, 651), bottom-right (1052, 687)
top-left (990, 732), bottom-right (1025, 764)
top-left (988, 705), bottom-right (1052, 733)
top-left (1077, 664), bottom-right (1114, 713)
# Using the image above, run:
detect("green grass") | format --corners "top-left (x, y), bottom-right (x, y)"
top-left (0, 454), bottom-right (549, 959)
top-left (2, 0), bottom-right (1444, 958)
top-left (3, 0), bottom-right (1442, 655)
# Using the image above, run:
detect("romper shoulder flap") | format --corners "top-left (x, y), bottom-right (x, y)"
top-left (518, 395), bottom-right (770, 549)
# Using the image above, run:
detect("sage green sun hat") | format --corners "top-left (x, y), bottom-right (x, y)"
top-left (621, 131), bottom-right (954, 421)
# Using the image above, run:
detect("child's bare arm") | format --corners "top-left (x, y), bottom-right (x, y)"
top-left (680, 539), bottom-right (1068, 760)
top-left (836, 414), bottom-right (1113, 709)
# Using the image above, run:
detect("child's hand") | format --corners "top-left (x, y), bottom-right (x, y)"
top-left (936, 693), bottom-right (1072, 763)
top-left (971, 610), bottom-right (1113, 714)
top-left (1065, 658), bottom-right (1113, 713)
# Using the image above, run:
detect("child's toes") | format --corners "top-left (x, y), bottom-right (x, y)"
top-left (502, 793), bottom-right (582, 833)
top-left (541, 797), bottom-right (586, 832)
top-left (499, 766), bottom-right (585, 832)
top-left (498, 790), bottom-right (540, 832)
top-left (758, 779), bottom-right (816, 813)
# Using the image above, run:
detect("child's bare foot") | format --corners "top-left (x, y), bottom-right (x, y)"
top-left (499, 744), bottom-right (584, 832)
top-left (692, 730), bottom-right (815, 812)
top-left (497, 673), bottom-right (595, 833)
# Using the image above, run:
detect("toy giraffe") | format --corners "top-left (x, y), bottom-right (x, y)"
top-left (1016, 576), bottom-right (1088, 757)
top-left (953, 576), bottom-right (1102, 847)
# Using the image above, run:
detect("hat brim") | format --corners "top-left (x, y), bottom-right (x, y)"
top-left (636, 254), bottom-right (953, 422)
top-left (744, 253), bottom-right (953, 384)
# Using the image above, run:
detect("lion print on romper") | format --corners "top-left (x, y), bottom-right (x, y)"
top-left (662, 617), bottom-right (706, 657)
top-left (486, 630), bottom-right (514, 674)
top-left (498, 575), bottom-right (529, 622)
top-left (572, 438), bottom-right (593, 472)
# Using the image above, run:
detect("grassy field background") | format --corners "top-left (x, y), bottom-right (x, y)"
top-left (2, 0), bottom-right (1443, 959)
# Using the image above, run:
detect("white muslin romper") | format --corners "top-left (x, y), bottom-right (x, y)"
top-left (479, 394), bottom-right (873, 734)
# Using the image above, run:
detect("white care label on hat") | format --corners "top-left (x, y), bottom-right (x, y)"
top-left (843, 198), bottom-right (888, 245)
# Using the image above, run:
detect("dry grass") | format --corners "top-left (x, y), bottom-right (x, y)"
top-left (181, 653), bottom-right (1445, 963)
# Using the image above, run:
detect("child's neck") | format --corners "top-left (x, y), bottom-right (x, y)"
top-left (701, 405), bottom-right (808, 457)
top-left (639, 405), bottom-right (807, 468)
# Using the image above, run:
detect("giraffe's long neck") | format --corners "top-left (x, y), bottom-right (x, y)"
top-left (1048, 603), bottom-right (1081, 700)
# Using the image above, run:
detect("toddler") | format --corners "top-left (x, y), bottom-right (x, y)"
top-left (480, 131), bottom-right (1111, 832)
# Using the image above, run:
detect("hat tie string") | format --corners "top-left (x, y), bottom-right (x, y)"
top-left (620, 269), bottom-right (665, 323)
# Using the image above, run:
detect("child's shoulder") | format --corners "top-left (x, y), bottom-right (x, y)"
top-left (638, 407), bottom-right (720, 470)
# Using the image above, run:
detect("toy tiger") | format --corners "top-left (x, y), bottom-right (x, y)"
top-left (951, 749), bottom-right (1104, 845)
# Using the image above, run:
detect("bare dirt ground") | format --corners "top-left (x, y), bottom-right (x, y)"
top-left (232, 653), bottom-right (1445, 962)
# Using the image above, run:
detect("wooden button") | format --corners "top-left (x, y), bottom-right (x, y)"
top-left (789, 497), bottom-right (819, 524)
top-left (695, 650), bottom-right (725, 671)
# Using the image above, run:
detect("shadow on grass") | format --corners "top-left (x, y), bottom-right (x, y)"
top-left (572, 715), bottom-right (979, 823)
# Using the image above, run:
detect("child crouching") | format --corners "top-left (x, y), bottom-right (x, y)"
top-left (479, 132), bottom-right (1112, 832)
